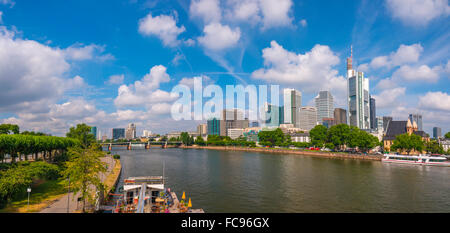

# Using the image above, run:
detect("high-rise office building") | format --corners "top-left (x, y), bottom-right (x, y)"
top-left (197, 124), bottom-right (207, 135)
top-left (207, 118), bottom-right (221, 136)
top-left (408, 114), bottom-right (423, 131)
top-left (126, 123), bottom-right (136, 140)
top-left (220, 109), bottom-right (249, 137)
top-left (263, 102), bottom-right (284, 127)
top-left (433, 127), bottom-right (442, 139)
top-left (298, 107), bottom-right (318, 131)
top-left (283, 88), bottom-right (302, 127)
top-left (383, 116), bottom-right (392, 131)
top-left (315, 91), bottom-right (334, 124)
top-left (334, 108), bottom-right (347, 125)
top-left (208, 109), bottom-right (249, 137)
top-left (112, 128), bottom-right (125, 140)
top-left (90, 126), bottom-right (97, 139)
top-left (142, 130), bottom-right (152, 137)
top-left (370, 96), bottom-right (376, 130)
top-left (376, 116), bottom-right (384, 132)
top-left (347, 47), bottom-right (370, 129)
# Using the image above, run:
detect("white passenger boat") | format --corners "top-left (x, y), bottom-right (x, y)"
top-left (382, 154), bottom-right (450, 167)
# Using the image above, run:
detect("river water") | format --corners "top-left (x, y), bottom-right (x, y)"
top-left (111, 147), bottom-right (450, 213)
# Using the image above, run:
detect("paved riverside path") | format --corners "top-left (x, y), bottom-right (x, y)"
top-left (40, 156), bottom-right (115, 213)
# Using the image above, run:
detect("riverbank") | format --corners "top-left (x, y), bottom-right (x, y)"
top-left (0, 179), bottom-right (67, 213)
top-left (103, 158), bottom-right (121, 200)
top-left (183, 145), bottom-right (382, 161)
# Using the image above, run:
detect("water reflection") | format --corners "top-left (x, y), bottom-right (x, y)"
top-left (111, 147), bottom-right (450, 213)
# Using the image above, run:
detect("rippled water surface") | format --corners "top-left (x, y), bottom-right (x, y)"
top-left (112, 147), bottom-right (450, 213)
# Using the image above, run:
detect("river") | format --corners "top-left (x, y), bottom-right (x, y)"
top-left (111, 147), bottom-right (450, 213)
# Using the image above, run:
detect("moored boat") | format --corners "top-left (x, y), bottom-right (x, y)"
top-left (382, 154), bottom-right (450, 167)
top-left (110, 176), bottom-right (204, 213)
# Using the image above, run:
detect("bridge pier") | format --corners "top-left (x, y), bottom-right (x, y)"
top-left (145, 142), bottom-right (150, 150)
top-left (108, 143), bottom-right (112, 151)
top-left (127, 142), bottom-right (132, 150)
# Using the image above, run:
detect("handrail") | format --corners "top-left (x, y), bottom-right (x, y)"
top-left (136, 183), bottom-right (146, 213)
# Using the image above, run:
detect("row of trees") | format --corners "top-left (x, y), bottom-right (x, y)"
top-left (391, 133), bottom-right (449, 155)
top-left (309, 124), bottom-right (380, 152)
top-left (0, 134), bottom-right (79, 163)
top-left (0, 123), bottom-right (108, 212)
top-left (205, 135), bottom-right (256, 147)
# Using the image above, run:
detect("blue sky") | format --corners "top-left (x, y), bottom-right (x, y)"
top-left (0, 0), bottom-right (449, 136)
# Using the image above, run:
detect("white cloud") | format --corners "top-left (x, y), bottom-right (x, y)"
top-left (189, 0), bottom-right (222, 23)
top-left (64, 43), bottom-right (113, 61)
top-left (50, 98), bottom-right (97, 119)
top-left (178, 75), bottom-right (213, 88)
top-left (138, 13), bottom-right (186, 47)
top-left (372, 87), bottom-right (406, 108)
top-left (0, 27), bottom-right (88, 112)
top-left (357, 63), bottom-right (370, 72)
top-left (386, 0), bottom-right (450, 26)
top-left (392, 64), bottom-right (441, 82)
top-left (225, 0), bottom-right (261, 23)
top-left (259, 0), bottom-right (294, 29)
top-left (114, 65), bottom-right (177, 107)
top-left (106, 74), bottom-right (124, 85)
top-left (365, 43), bottom-right (423, 70)
top-left (418, 91), bottom-right (450, 111)
top-left (198, 23), bottom-right (241, 50)
top-left (251, 41), bottom-right (346, 97)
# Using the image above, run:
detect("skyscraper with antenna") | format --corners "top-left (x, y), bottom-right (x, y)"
top-left (347, 46), bottom-right (371, 129)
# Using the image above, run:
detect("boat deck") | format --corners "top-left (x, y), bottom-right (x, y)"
top-left (168, 191), bottom-right (204, 213)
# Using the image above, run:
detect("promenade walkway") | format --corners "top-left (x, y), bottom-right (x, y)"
top-left (40, 156), bottom-right (115, 213)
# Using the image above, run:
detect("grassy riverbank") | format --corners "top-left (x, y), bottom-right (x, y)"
top-left (183, 145), bottom-right (382, 161)
top-left (103, 158), bottom-right (121, 197)
top-left (0, 179), bottom-right (67, 213)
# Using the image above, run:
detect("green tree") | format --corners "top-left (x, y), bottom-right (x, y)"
top-left (445, 132), bottom-right (450, 139)
top-left (357, 131), bottom-right (379, 153)
top-left (326, 124), bottom-right (350, 151)
top-left (425, 140), bottom-right (444, 154)
top-left (61, 145), bottom-right (107, 212)
top-left (180, 132), bottom-right (193, 146)
top-left (258, 128), bottom-right (285, 147)
top-left (194, 136), bottom-right (206, 146)
top-left (0, 124), bottom-right (20, 135)
top-left (309, 125), bottom-right (328, 148)
top-left (66, 124), bottom-right (96, 149)
top-left (391, 133), bottom-right (424, 155)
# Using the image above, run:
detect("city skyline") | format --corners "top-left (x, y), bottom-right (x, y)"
top-left (0, 0), bottom-right (449, 136)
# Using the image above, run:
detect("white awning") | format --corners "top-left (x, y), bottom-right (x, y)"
top-left (123, 184), bottom-right (164, 191)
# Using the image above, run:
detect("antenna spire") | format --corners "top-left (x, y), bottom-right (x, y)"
top-left (351, 45), bottom-right (353, 58)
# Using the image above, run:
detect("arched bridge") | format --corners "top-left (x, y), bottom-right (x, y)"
top-left (101, 141), bottom-right (183, 150)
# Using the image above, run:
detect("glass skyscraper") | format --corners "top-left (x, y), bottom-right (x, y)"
top-left (112, 128), bottom-right (125, 140)
top-left (408, 114), bottom-right (423, 131)
top-left (314, 91), bottom-right (334, 124)
top-left (347, 47), bottom-right (370, 129)
top-left (283, 88), bottom-right (302, 127)
top-left (370, 96), bottom-right (376, 130)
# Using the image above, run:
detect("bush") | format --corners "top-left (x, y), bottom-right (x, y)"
top-left (0, 161), bottom-right (60, 207)
top-left (113, 154), bottom-right (120, 160)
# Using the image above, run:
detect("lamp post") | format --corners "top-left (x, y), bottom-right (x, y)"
top-left (27, 187), bottom-right (31, 210)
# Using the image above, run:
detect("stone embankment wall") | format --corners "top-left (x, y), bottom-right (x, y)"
top-left (183, 146), bottom-right (382, 161)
